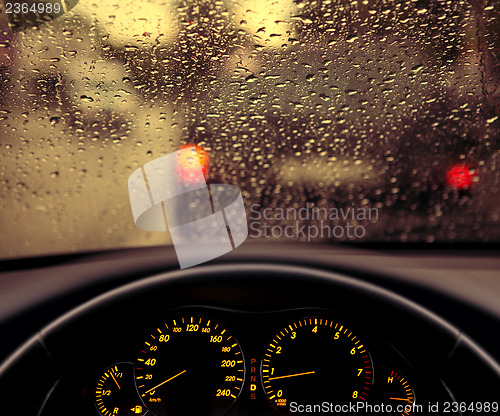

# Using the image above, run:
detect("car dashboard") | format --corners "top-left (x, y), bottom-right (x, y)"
top-left (0, 244), bottom-right (499, 416)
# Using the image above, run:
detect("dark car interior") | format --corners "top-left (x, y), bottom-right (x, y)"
top-left (0, 244), bottom-right (499, 415)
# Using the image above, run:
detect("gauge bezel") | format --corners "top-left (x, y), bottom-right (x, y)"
top-left (134, 314), bottom-right (246, 416)
top-left (95, 362), bottom-right (147, 416)
top-left (260, 316), bottom-right (374, 413)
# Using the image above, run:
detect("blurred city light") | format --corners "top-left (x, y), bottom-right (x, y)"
top-left (445, 163), bottom-right (476, 190)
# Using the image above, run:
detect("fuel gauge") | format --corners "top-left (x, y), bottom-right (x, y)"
top-left (95, 363), bottom-right (147, 416)
top-left (382, 370), bottom-right (415, 415)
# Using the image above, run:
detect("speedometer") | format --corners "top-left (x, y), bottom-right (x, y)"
top-left (261, 317), bottom-right (373, 414)
top-left (135, 315), bottom-right (245, 416)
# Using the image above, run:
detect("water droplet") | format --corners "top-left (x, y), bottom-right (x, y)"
top-left (411, 64), bottom-right (424, 73)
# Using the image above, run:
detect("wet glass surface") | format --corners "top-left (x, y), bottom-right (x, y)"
top-left (0, 0), bottom-right (499, 257)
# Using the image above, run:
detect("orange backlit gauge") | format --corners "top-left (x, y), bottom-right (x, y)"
top-left (382, 370), bottom-right (415, 415)
top-left (135, 315), bottom-right (245, 416)
top-left (261, 318), bottom-right (373, 415)
top-left (95, 363), bottom-right (146, 416)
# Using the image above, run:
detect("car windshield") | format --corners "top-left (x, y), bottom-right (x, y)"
top-left (0, 0), bottom-right (499, 259)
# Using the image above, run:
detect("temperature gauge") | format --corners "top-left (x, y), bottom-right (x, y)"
top-left (382, 370), bottom-right (415, 415)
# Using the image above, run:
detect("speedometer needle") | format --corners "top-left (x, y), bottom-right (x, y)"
top-left (143, 369), bottom-right (187, 394)
top-left (268, 371), bottom-right (315, 381)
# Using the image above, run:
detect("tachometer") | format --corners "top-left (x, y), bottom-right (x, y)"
top-left (261, 317), bottom-right (373, 414)
top-left (135, 315), bottom-right (245, 416)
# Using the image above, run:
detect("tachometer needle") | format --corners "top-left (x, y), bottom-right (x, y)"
top-left (390, 397), bottom-right (411, 402)
top-left (143, 370), bottom-right (187, 395)
top-left (110, 371), bottom-right (121, 390)
top-left (268, 371), bottom-right (315, 381)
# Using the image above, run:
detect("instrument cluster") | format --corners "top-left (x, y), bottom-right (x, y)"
top-left (88, 307), bottom-right (450, 416)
